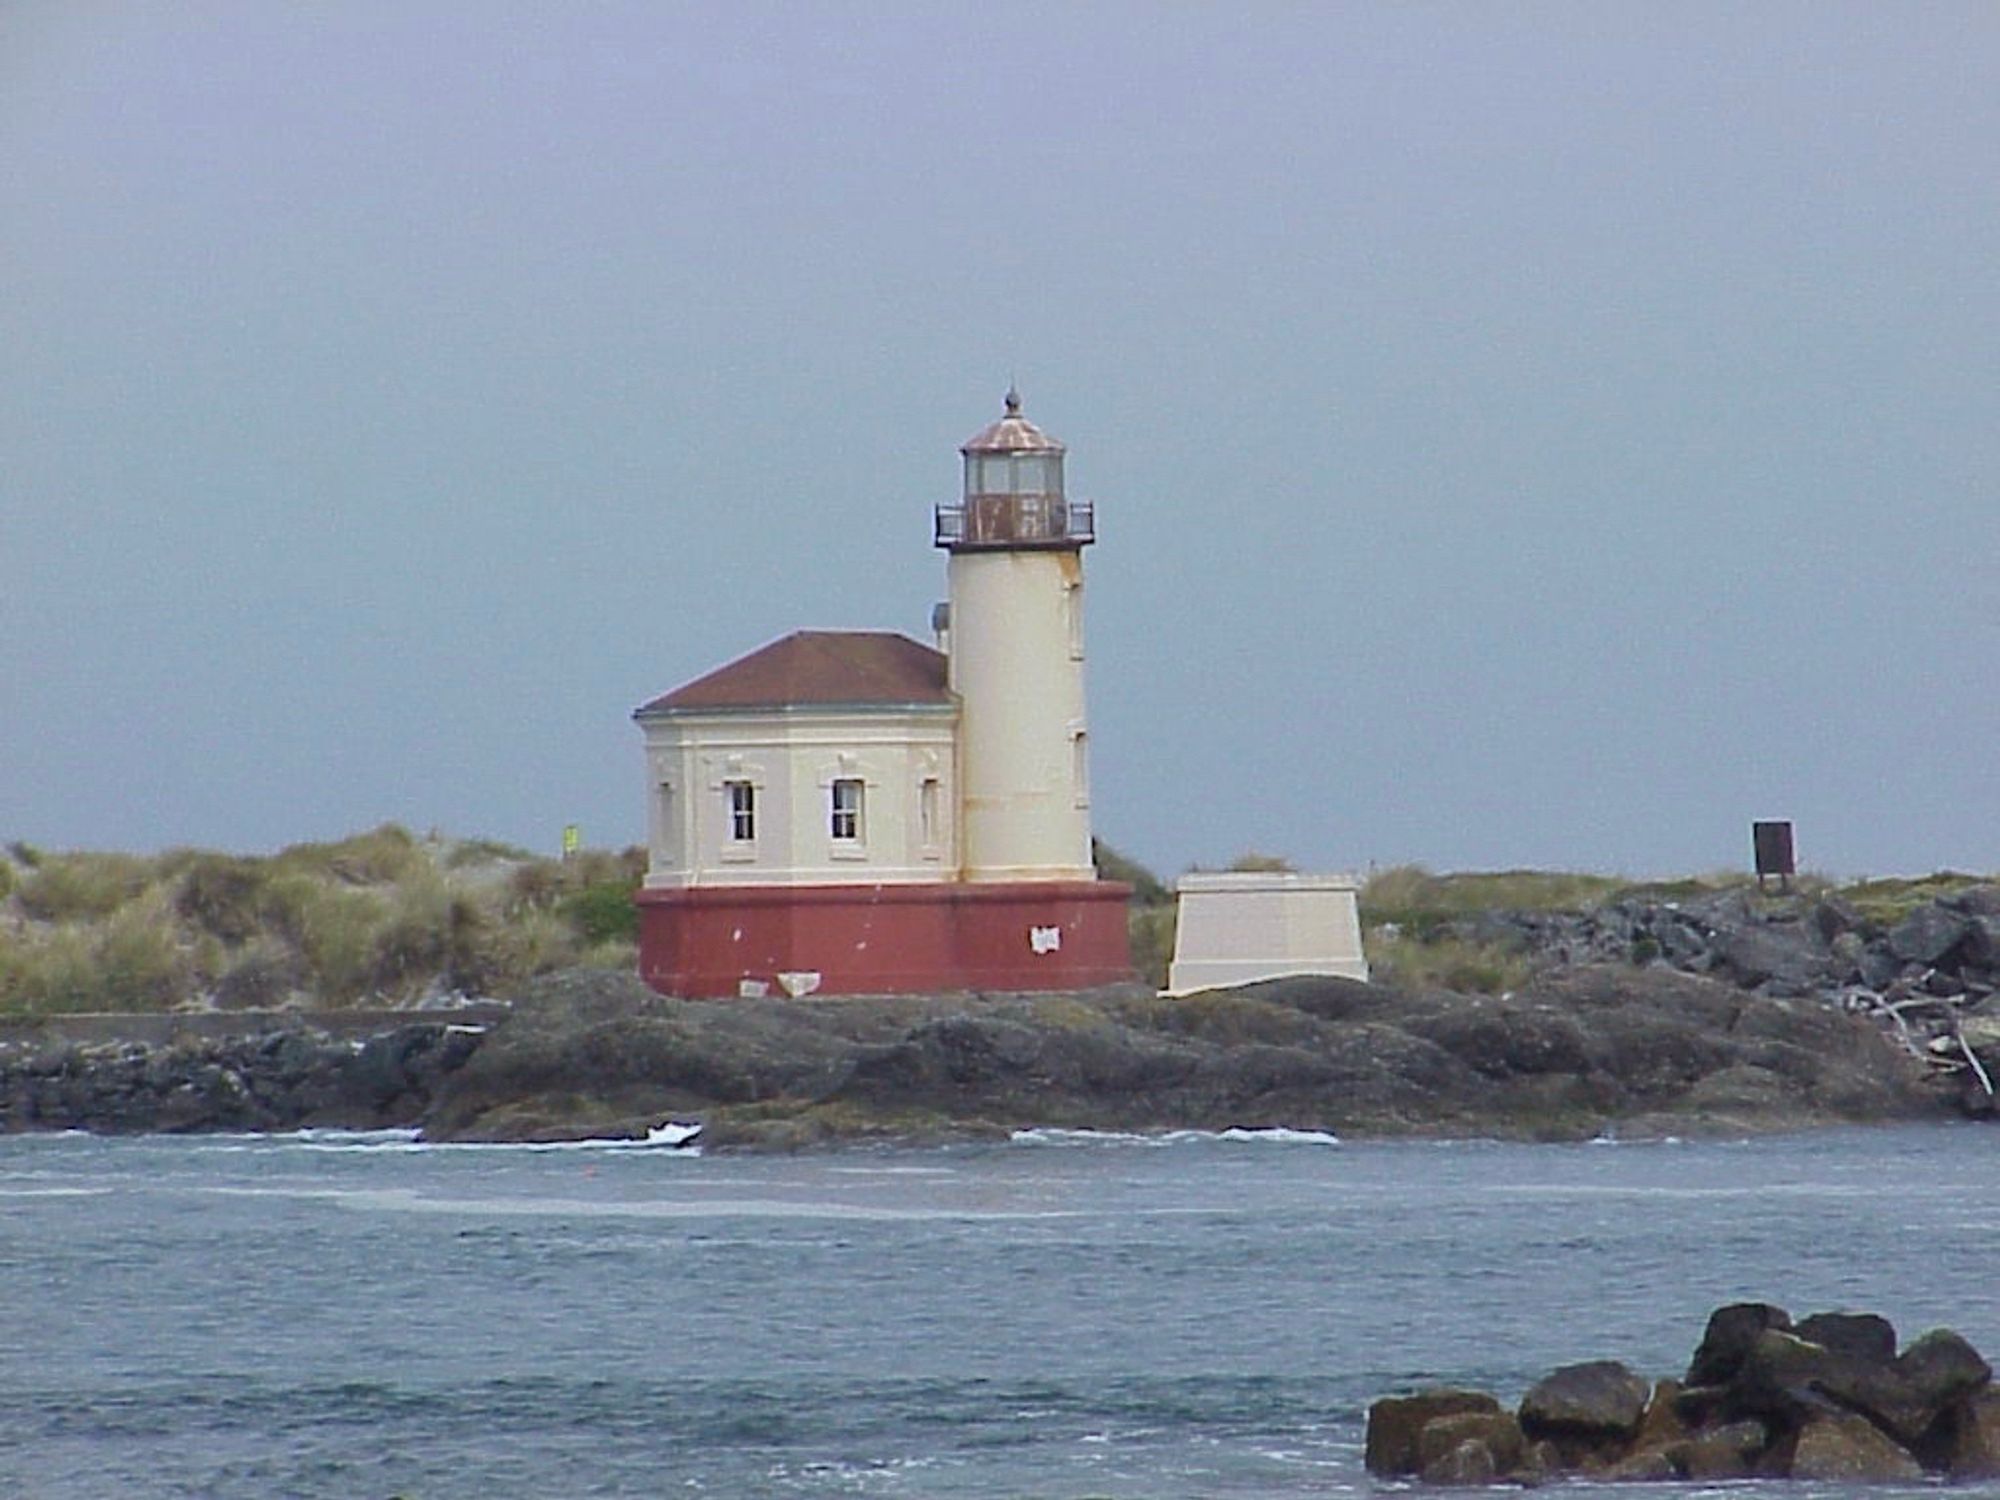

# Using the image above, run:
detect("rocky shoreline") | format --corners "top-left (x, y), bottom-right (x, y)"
top-left (0, 1015), bottom-right (490, 1135)
top-left (1444, 883), bottom-right (2000, 1113)
top-left (0, 957), bottom-right (1968, 1148)
top-left (6, 884), bottom-right (1998, 1146)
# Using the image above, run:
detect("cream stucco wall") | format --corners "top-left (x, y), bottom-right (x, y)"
top-left (1166, 871), bottom-right (1369, 993)
top-left (639, 707), bottom-right (958, 888)
top-left (947, 548), bottom-right (1094, 882)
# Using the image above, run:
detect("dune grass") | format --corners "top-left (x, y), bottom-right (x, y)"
top-left (1839, 872), bottom-right (1989, 925)
top-left (0, 825), bottom-right (643, 1017)
top-left (6, 831), bottom-right (1991, 1015)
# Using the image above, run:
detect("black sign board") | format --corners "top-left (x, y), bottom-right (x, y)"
top-left (1752, 820), bottom-right (1795, 890)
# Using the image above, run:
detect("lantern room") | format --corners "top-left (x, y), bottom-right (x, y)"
top-left (935, 387), bottom-right (1095, 550)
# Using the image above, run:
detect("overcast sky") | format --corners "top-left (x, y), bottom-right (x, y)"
top-left (4, 2), bottom-right (1995, 881)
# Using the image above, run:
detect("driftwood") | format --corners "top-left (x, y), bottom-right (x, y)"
top-left (1871, 1001), bottom-right (1922, 1058)
top-left (1955, 1021), bottom-right (1996, 1097)
top-left (1857, 989), bottom-right (1997, 1094)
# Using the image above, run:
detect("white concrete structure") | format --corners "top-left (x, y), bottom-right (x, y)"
top-left (943, 391), bottom-right (1095, 883)
top-left (1166, 871), bottom-right (1370, 994)
top-left (635, 631), bottom-right (959, 888)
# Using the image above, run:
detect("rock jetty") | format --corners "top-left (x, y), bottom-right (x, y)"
top-left (5, 912), bottom-right (1982, 1145)
top-left (0, 963), bottom-right (1948, 1144)
top-left (0, 1016), bottom-right (486, 1133)
top-left (1448, 884), bottom-right (2000, 1114)
top-left (1367, 1302), bottom-right (2000, 1485)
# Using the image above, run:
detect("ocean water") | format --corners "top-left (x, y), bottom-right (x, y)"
top-left (1, 1122), bottom-right (1995, 1498)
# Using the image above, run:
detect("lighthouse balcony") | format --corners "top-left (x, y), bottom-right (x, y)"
top-left (934, 496), bottom-right (1095, 550)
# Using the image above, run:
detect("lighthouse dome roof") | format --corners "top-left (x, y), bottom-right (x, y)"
top-left (960, 388), bottom-right (1065, 456)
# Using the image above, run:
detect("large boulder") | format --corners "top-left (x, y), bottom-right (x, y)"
top-left (1961, 915), bottom-right (2000, 968)
top-left (1670, 1418), bottom-right (1770, 1481)
top-left (1632, 1377), bottom-right (1692, 1450)
top-left (1810, 896), bottom-right (1864, 944)
top-left (1602, 1446), bottom-right (1676, 1480)
top-left (1733, 1323), bottom-right (1990, 1448)
top-left (1732, 1329), bottom-right (1883, 1425)
top-left (1686, 1301), bottom-right (1792, 1387)
top-left (1415, 1410), bottom-right (1525, 1475)
top-left (1896, 1327), bottom-right (1993, 1423)
top-left (1421, 1437), bottom-right (1496, 1485)
top-left (1364, 1389), bottom-right (1501, 1475)
top-left (1518, 1360), bottom-right (1650, 1445)
top-left (1714, 925), bottom-right (1825, 993)
top-left (1788, 1411), bottom-right (1924, 1482)
top-left (1794, 1310), bottom-right (1898, 1366)
top-left (1943, 1389), bottom-right (2000, 1479)
top-left (1888, 906), bottom-right (1972, 965)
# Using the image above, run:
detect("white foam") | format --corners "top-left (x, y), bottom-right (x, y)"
top-left (1009, 1127), bottom-right (1162, 1147)
top-left (1216, 1126), bottom-right (1341, 1146)
top-left (210, 1122), bottom-right (705, 1153)
top-left (1009, 1125), bottom-right (1339, 1148)
top-left (291, 1127), bottom-right (423, 1146)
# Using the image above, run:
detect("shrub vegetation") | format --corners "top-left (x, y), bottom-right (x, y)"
top-left (1097, 838), bottom-right (1175, 987)
top-left (0, 826), bottom-right (644, 1017)
top-left (5, 828), bottom-right (1989, 1016)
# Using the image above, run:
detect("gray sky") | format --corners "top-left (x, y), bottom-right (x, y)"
top-left (4, 2), bottom-right (1995, 881)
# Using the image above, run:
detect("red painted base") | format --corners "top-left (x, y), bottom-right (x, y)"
top-left (635, 880), bottom-right (1135, 998)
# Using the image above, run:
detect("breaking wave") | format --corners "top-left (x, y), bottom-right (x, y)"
top-left (1009, 1125), bottom-right (1339, 1148)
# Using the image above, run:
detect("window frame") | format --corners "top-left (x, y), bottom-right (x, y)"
top-left (918, 775), bottom-right (942, 856)
top-left (724, 778), bottom-right (757, 844)
top-left (829, 777), bottom-right (863, 842)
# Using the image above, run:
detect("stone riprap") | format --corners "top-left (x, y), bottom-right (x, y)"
top-left (1436, 884), bottom-right (2000, 1114)
top-left (1366, 1302), bottom-right (2000, 1486)
top-left (0, 1019), bottom-right (485, 1133)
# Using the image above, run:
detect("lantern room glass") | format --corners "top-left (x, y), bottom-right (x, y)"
top-left (966, 452), bottom-right (1063, 498)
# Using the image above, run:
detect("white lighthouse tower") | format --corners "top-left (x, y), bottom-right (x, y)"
top-left (633, 390), bottom-right (1132, 998)
top-left (938, 389), bottom-right (1097, 883)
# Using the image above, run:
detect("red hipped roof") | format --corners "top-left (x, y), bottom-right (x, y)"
top-left (634, 630), bottom-right (951, 716)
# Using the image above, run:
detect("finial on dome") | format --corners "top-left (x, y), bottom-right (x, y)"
top-left (1003, 384), bottom-right (1021, 417)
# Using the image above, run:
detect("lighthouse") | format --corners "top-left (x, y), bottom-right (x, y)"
top-left (632, 391), bottom-right (1132, 998)
top-left (939, 388), bottom-right (1095, 882)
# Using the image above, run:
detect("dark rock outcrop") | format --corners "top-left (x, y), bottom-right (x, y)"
top-left (1440, 884), bottom-right (2000, 1116)
top-left (0, 1018), bottom-right (484, 1133)
top-left (1367, 1302), bottom-right (1994, 1486)
top-left (0, 954), bottom-right (1949, 1146)
top-left (403, 962), bottom-right (1938, 1146)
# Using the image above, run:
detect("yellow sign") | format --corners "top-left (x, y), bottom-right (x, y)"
top-left (562, 824), bottom-right (581, 858)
